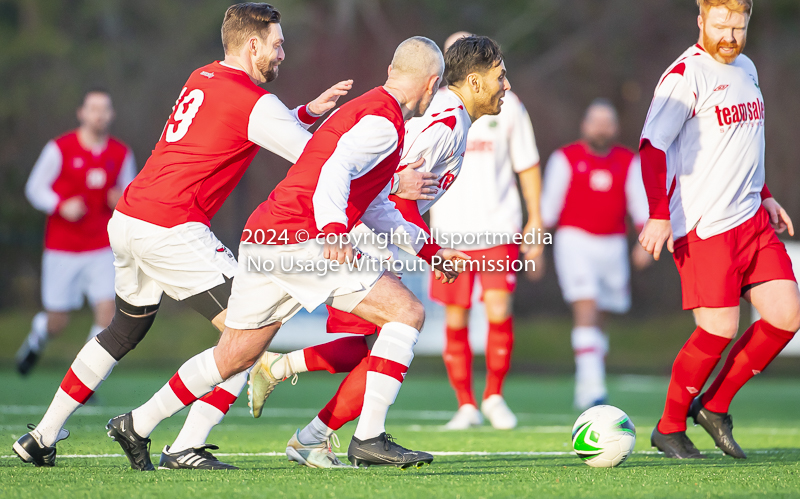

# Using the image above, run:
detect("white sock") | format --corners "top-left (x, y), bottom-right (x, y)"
top-left (132, 348), bottom-right (223, 438)
top-left (169, 371), bottom-right (248, 453)
top-left (26, 312), bottom-right (49, 352)
top-left (353, 322), bottom-right (419, 441)
top-left (37, 339), bottom-right (117, 446)
top-left (572, 326), bottom-right (608, 405)
top-left (269, 350), bottom-right (307, 379)
top-left (86, 324), bottom-right (104, 343)
top-left (298, 416), bottom-right (334, 445)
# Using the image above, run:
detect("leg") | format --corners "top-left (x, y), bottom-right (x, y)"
top-left (443, 305), bottom-right (476, 407)
top-left (481, 289), bottom-right (516, 429)
top-left (571, 299), bottom-right (609, 409)
top-left (88, 299), bottom-right (114, 341)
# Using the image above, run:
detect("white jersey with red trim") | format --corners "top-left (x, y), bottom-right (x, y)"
top-left (641, 44), bottom-right (766, 239)
top-left (429, 90), bottom-right (539, 250)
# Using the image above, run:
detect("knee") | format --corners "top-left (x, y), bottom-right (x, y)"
top-left (395, 298), bottom-right (425, 330)
top-left (95, 296), bottom-right (160, 361)
top-left (485, 302), bottom-right (511, 323)
top-left (774, 302), bottom-right (800, 333)
top-left (445, 306), bottom-right (469, 330)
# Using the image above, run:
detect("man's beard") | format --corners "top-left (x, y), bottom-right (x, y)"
top-left (704, 30), bottom-right (745, 64)
top-left (587, 135), bottom-right (613, 152)
top-left (257, 57), bottom-right (279, 82)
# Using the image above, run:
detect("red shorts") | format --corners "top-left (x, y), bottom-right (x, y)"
top-left (429, 244), bottom-right (519, 309)
top-left (673, 207), bottom-right (796, 310)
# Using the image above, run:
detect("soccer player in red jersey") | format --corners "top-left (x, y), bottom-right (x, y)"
top-left (541, 99), bottom-right (652, 410)
top-left (116, 36), bottom-right (471, 469)
top-left (14, 3), bottom-right (351, 470)
top-left (16, 89), bottom-right (136, 376)
top-left (639, 0), bottom-right (800, 459)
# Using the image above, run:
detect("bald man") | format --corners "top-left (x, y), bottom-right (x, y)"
top-left (540, 99), bottom-right (652, 410)
top-left (110, 36), bottom-right (468, 470)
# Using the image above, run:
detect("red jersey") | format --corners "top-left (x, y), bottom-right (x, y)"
top-left (116, 61), bottom-right (316, 228)
top-left (25, 131), bottom-right (135, 252)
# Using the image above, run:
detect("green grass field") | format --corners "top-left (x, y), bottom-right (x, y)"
top-left (2, 370), bottom-right (800, 498)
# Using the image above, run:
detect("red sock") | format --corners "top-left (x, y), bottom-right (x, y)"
top-left (197, 386), bottom-right (238, 415)
top-left (484, 317), bottom-right (514, 400)
top-left (443, 326), bottom-right (475, 406)
top-left (658, 327), bottom-right (730, 434)
top-left (303, 336), bottom-right (369, 374)
top-left (317, 356), bottom-right (368, 430)
top-left (702, 319), bottom-right (795, 413)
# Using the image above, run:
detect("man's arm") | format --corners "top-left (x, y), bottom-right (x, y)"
top-left (292, 80), bottom-right (353, 129)
top-left (25, 141), bottom-right (63, 215)
top-left (539, 150), bottom-right (571, 229)
top-left (248, 94), bottom-right (314, 163)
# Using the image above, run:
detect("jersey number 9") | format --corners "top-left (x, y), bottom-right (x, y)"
top-left (166, 88), bottom-right (205, 143)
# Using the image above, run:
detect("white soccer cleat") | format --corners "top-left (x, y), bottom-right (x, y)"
top-left (481, 395), bottom-right (518, 430)
top-left (247, 352), bottom-right (297, 418)
top-left (443, 404), bottom-right (483, 430)
top-left (285, 431), bottom-right (354, 469)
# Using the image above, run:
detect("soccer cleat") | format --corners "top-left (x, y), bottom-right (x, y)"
top-left (347, 433), bottom-right (433, 469)
top-left (248, 352), bottom-right (298, 418)
top-left (106, 413), bottom-right (155, 471)
top-left (689, 397), bottom-right (746, 459)
top-left (481, 395), bottom-right (518, 430)
top-left (444, 404), bottom-right (483, 430)
top-left (13, 424), bottom-right (69, 467)
top-left (15, 339), bottom-right (42, 376)
top-left (158, 444), bottom-right (238, 470)
top-left (286, 431), bottom-right (354, 469)
top-left (650, 423), bottom-right (705, 459)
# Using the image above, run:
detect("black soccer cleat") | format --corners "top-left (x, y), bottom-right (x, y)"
top-left (651, 422), bottom-right (705, 459)
top-left (347, 433), bottom-right (434, 469)
top-left (689, 397), bottom-right (746, 459)
top-left (15, 341), bottom-right (41, 376)
top-left (106, 413), bottom-right (155, 471)
top-left (158, 444), bottom-right (238, 470)
top-left (13, 424), bottom-right (69, 467)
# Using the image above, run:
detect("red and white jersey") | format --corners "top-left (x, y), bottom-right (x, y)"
top-left (641, 44), bottom-right (766, 239)
top-left (26, 131), bottom-right (136, 252)
top-left (117, 61), bottom-right (316, 228)
top-left (389, 88), bottom-right (471, 236)
top-left (430, 90), bottom-right (539, 250)
top-left (541, 142), bottom-right (648, 235)
top-left (243, 87), bottom-right (440, 262)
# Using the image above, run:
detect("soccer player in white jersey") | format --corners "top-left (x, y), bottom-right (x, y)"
top-left (639, 0), bottom-right (799, 459)
top-left (16, 89), bottom-right (136, 375)
top-left (540, 99), bottom-right (652, 410)
top-left (426, 31), bottom-right (542, 431)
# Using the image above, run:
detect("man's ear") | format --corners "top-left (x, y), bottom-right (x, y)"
top-left (428, 74), bottom-right (440, 94)
top-left (467, 73), bottom-right (481, 93)
top-left (697, 14), bottom-right (703, 31)
top-left (387, 65), bottom-right (393, 78)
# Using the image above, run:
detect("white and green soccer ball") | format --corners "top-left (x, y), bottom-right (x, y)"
top-left (571, 405), bottom-right (636, 468)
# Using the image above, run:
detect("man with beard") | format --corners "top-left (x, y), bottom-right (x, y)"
top-left (13, 2), bottom-right (352, 471)
top-left (640, 0), bottom-right (800, 459)
top-left (540, 99), bottom-right (651, 410)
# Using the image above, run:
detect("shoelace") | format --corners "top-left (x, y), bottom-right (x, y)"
top-left (328, 433), bottom-right (340, 450)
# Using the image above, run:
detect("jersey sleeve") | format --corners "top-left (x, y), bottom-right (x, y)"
top-left (313, 115), bottom-right (399, 234)
top-left (401, 119), bottom-right (457, 172)
top-left (292, 104), bottom-right (321, 129)
top-left (625, 155), bottom-right (650, 229)
top-left (640, 64), bottom-right (698, 151)
top-left (25, 141), bottom-right (63, 214)
top-left (508, 100), bottom-right (540, 172)
top-left (117, 149), bottom-right (137, 189)
top-left (248, 94), bottom-right (313, 164)
top-left (540, 149), bottom-right (572, 228)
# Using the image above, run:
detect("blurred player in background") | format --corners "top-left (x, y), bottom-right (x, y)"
top-left (16, 89), bottom-right (136, 376)
top-left (14, 3), bottom-right (350, 470)
top-left (541, 99), bottom-right (651, 410)
top-left (425, 31), bottom-right (542, 431)
top-left (640, 0), bottom-right (799, 459)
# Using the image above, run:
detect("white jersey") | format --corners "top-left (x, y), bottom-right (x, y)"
top-left (429, 90), bottom-right (539, 250)
top-left (641, 44), bottom-right (765, 239)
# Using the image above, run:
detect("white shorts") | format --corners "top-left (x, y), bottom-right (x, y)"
top-left (108, 211), bottom-right (238, 307)
top-left (553, 227), bottom-right (631, 313)
top-left (225, 240), bottom-right (384, 330)
top-left (41, 247), bottom-right (116, 311)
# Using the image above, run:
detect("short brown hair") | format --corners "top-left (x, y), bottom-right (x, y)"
top-left (697, 0), bottom-right (752, 16)
top-left (221, 3), bottom-right (281, 53)
top-left (444, 36), bottom-right (503, 86)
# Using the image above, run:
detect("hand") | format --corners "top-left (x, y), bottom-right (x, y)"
top-left (395, 158), bottom-right (437, 201)
top-left (519, 219), bottom-right (543, 259)
top-left (763, 197), bottom-right (795, 236)
top-left (631, 243), bottom-right (653, 270)
top-left (638, 218), bottom-right (674, 261)
top-left (525, 249), bottom-right (546, 282)
top-left (107, 187), bottom-right (123, 209)
top-left (307, 80), bottom-right (354, 116)
top-left (323, 234), bottom-right (354, 264)
top-left (58, 196), bottom-right (87, 222)
top-left (432, 248), bottom-right (471, 284)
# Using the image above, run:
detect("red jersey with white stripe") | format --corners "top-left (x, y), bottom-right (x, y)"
top-left (25, 131), bottom-right (136, 252)
top-left (243, 87), bottom-right (439, 262)
top-left (116, 61), bottom-right (316, 228)
top-left (641, 45), bottom-right (766, 239)
top-left (541, 142), bottom-right (648, 235)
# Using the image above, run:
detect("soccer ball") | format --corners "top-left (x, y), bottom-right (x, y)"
top-left (571, 405), bottom-right (636, 468)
